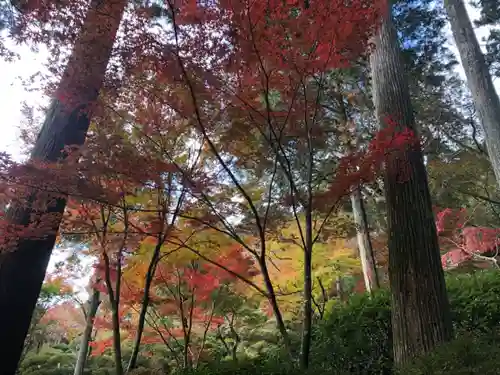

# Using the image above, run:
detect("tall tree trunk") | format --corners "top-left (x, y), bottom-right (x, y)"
top-left (333, 80), bottom-right (379, 293)
top-left (444, 0), bottom-right (500, 187)
top-left (0, 1), bottom-right (126, 373)
top-left (74, 289), bottom-right (101, 375)
top-left (369, 10), bottom-right (453, 366)
top-left (350, 186), bottom-right (379, 293)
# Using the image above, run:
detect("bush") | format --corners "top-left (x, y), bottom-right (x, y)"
top-left (312, 290), bottom-right (392, 374)
top-left (311, 270), bottom-right (500, 374)
top-left (19, 350), bottom-right (76, 375)
top-left (400, 331), bottom-right (500, 374)
top-left (180, 360), bottom-right (348, 375)
top-left (447, 271), bottom-right (500, 333)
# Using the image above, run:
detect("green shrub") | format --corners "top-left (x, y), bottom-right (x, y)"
top-left (19, 370), bottom-right (73, 375)
top-left (312, 289), bottom-right (392, 374)
top-left (87, 354), bottom-right (115, 368)
top-left (312, 270), bottom-right (500, 374)
top-left (52, 343), bottom-right (72, 353)
top-left (399, 331), bottom-right (500, 374)
top-left (19, 351), bottom-right (75, 374)
top-left (447, 271), bottom-right (500, 333)
top-left (180, 360), bottom-right (347, 375)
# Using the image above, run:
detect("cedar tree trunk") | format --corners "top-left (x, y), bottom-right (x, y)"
top-left (369, 10), bottom-right (453, 366)
top-left (444, 0), bottom-right (500, 188)
top-left (0, 1), bottom-right (126, 373)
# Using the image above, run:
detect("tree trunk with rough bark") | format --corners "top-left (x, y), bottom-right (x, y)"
top-left (369, 10), bottom-right (453, 366)
top-left (0, 1), bottom-right (126, 373)
top-left (74, 289), bottom-right (101, 375)
top-left (350, 186), bottom-right (379, 293)
top-left (444, 0), bottom-right (500, 188)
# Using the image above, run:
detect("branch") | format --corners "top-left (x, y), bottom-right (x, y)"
top-left (164, 237), bottom-right (268, 296)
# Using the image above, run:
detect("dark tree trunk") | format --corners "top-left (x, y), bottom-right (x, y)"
top-left (74, 289), bottom-right (101, 375)
top-left (369, 10), bottom-right (453, 366)
top-left (0, 1), bottom-right (126, 373)
top-left (259, 259), bottom-right (292, 357)
top-left (110, 303), bottom-right (123, 375)
top-left (444, 0), bottom-right (500, 188)
top-left (126, 244), bottom-right (162, 373)
top-left (299, 209), bottom-right (313, 369)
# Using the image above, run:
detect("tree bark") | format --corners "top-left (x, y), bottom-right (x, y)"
top-left (103, 248), bottom-right (124, 375)
top-left (0, 1), bottom-right (126, 374)
top-left (299, 209), bottom-right (313, 369)
top-left (74, 289), bottom-right (101, 375)
top-left (444, 0), bottom-right (500, 188)
top-left (259, 259), bottom-right (292, 357)
top-left (110, 302), bottom-right (123, 375)
top-left (350, 186), bottom-right (380, 293)
top-left (126, 244), bottom-right (162, 373)
top-left (369, 10), bottom-right (453, 366)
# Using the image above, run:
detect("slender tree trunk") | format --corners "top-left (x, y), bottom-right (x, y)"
top-left (334, 81), bottom-right (379, 293)
top-left (110, 303), bottom-right (123, 375)
top-left (112, 250), bottom-right (124, 375)
top-left (335, 276), bottom-right (343, 301)
top-left (369, 10), bottom-right (453, 366)
top-left (74, 289), bottom-right (101, 375)
top-left (126, 244), bottom-right (161, 373)
top-left (444, 0), bottom-right (500, 188)
top-left (350, 186), bottom-right (379, 293)
top-left (259, 259), bottom-right (292, 357)
top-left (228, 315), bottom-right (240, 363)
top-left (0, 1), bottom-right (126, 373)
top-left (299, 209), bottom-right (313, 369)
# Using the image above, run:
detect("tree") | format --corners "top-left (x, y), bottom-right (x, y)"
top-left (350, 188), bottom-right (379, 292)
top-left (471, 0), bottom-right (500, 77)
top-left (369, 5), bottom-right (453, 366)
top-left (0, 0), bottom-right (126, 372)
top-left (140, 0), bottom-right (387, 368)
top-left (146, 251), bottom-right (256, 369)
top-left (445, 0), bottom-right (500, 189)
top-left (74, 278), bottom-right (101, 375)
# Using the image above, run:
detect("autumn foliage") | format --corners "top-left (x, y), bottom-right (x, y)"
top-left (436, 208), bottom-right (500, 270)
top-left (0, 0), bottom-right (431, 371)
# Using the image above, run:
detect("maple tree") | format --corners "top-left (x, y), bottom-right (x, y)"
top-left (0, 0), bottom-right (467, 373)
top-left (101, 0), bottom-right (419, 368)
top-left (145, 249), bottom-right (257, 368)
top-left (84, 237), bottom-right (258, 369)
top-left (437, 207), bottom-right (500, 270)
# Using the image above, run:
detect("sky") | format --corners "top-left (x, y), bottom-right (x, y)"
top-left (0, 4), bottom-right (498, 296)
top-left (0, 39), bottom-right (50, 161)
